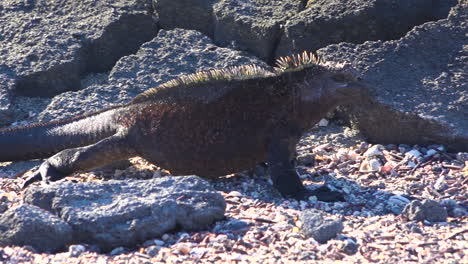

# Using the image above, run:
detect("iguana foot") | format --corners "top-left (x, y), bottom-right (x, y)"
top-left (21, 161), bottom-right (68, 189)
top-left (287, 185), bottom-right (345, 202)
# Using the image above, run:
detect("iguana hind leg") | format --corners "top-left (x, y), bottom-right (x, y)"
top-left (22, 131), bottom-right (136, 188)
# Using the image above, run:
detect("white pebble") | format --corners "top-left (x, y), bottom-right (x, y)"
top-left (228, 191), bottom-right (243, 197)
top-left (368, 159), bottom-right (382, 171)
top-left (363, 145), bottom-right (383, 157)
top-left (318, 118), bottom-right (329, 127)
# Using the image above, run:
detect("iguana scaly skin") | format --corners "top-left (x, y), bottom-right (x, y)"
top-left (0, 52), bottom-right (368, 201)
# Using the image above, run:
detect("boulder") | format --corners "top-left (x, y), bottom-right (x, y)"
top-left (153, 0), bottom-right (217, 37)
top-left (0, 204), bottom-right (72, 253)
top-left (23, 176), bottom-right (226, 251)
top-left (318, 4), bottom-right (467, 151)
top-left (213, 0), bottom-right (303, 62)
top-left (0, 0), bottom-right (157, 124)
top-left (276, 0), bottom-right (453, 58)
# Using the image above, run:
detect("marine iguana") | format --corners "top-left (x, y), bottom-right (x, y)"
top-left (0, 52), bottom-right (367, 201)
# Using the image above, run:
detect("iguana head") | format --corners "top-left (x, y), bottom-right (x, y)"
top-left (275, 52), bottom-right (368, 105)
top-left (303, 71), bottom-right (368, 104)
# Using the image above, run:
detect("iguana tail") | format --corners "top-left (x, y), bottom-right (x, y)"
top-left (0, 106), bottom-right (124, 161)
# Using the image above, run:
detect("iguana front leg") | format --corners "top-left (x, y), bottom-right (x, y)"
top-left (267, 134), bottom-right (344, 202)
top-left (22, 131), bottom-right (136, 188)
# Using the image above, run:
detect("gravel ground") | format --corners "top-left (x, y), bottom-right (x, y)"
top-left (0, 123), bottom-right (466, 264)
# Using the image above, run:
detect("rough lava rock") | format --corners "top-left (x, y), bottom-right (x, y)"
top-left (213, 0), bottom-right (303, 62)
top-left (23, 29), bottom-right (269, 123)
top-left (0, 204), bottom-right (73, 253)
top-left (0, 0), bottom-right (157, 124)
top-left (299, 209), bottom-right (344, 243)
top-left (402, 200), bottom-right (448, 222)
top-left (153, 0), bottom-right (217, 37)
top-left (276, 0), bottom-right (455, 58)
top-left (23, 176), bottom-right (226, 251)
top-left (318, 4), bottom-right (468, 151)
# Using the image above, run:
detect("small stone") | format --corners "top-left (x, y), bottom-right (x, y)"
top-left (406, 149), bottom-right (422, 159)
top-left (297, 153), bottom-right (315, 166)
top-left (299, 209), bottom-right (343, 243)
top-left (363, 145), bottom-right (383, 157)
top-left (398, 144), bottom-right (410, 153)
top-left (368, 159), bottom-right (381, 171)
top-left (145, 245), bottom-right (160, 257)
top-left (162, 234), bottom-right (171, 241)
top-left (433, 176), bottom-right (448, 191)
top-left (68, 244), bottom-right (86, 258)
top-left (341, 239), bottom-right (359, 255)
top-left (425, 149), bottom-right (437, 157)
top-left (109, 247), bottom-right (126, 255)
top-left (436, 146), bottom-right (446, 151)
top-left (334, 148), bottom-right (350, 162)
top-left (405, 222), bottom-right (423, 233)
top-left (314, 143), bottom-right (332, 154)
top-left (456, 152), bottom-right (468, 162)
top-left (318, 118), bottom-right (329, 127)
top-left (387, 195), bottom-right (411, 215)
top-left (228, 191), bottom-right (243, 197)
top-left (177, 243), bottom-right (191, 254)
top-left (154, 239), bottom-right (165, 246)
top-left (402, 200), bottom-right (448, 222)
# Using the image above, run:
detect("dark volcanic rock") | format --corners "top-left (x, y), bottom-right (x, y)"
top-left (276, 0), bottom-right (447, 58)
top-left (318, 4), bottom-right (468, 151)
top-left (0, 204), bottom-right (72, 253)
top-left (213, 0), bottom-right (303, 62)
top-left (300, 209), bottom-right (344, 243)
top-left (402, 200), bottom-right (448, 222)
top-left (23, 176), bottom-right (226, 251)
top-left (17, 29), bottom-right (268, 123)
top-left (0, 0), bottom-right (157, 123)
top-left (153, 0), bottom-right (217, 37)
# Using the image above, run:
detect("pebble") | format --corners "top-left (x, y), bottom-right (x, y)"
top-left (363, 145), bottom-right (383, 157)
top-left (109, 247), bottom-right (126, 256)
top-left (398, 144), bottom-right (410, 153)
top-left (455, 152), bottom-right (468, 162)
top-left (154, 239), bottom-right (165, 246)
top-left (228, 191), bottom-right (243, 197)
top-left (145, 245), bottom-right (161, 257)
top-left (176, 243), bottom-right (191, 255)
top-left (368, 159), bottom-right (382, 171)
top-left (387, 195), bottom-right (410, 215)
top-left (402, 200), bottom-right (448, 222)
top-left (425, 149), bottom-right (438, 157)
top-left (340, 239), bottom-right (359, 255)
top-left (68, 244), bottom-right (86, 258)
top-left (433, 176), bottom-right (448, 191)
top-left (318, 118), bottom-right (329, 127)
top-left (406, 149), bottom-right (422, 159)
top-left (297, 153), bottom-right (315, 165)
